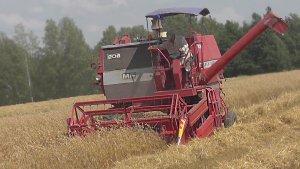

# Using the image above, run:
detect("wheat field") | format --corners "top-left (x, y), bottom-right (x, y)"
top-left (0, 70), bottom-right (300, 169)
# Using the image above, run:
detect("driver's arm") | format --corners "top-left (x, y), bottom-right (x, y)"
top-left (153, 42), bottom-right (167, 50)
top-left (179, 36), bottom-right (188, 53)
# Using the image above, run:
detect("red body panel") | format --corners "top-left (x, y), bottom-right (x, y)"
top-left (194, 35), bottom-right (222, 61)
top-left (196, 115), bottom-right (215, 138)
top-left (188, 99), bottom-right (208, 126)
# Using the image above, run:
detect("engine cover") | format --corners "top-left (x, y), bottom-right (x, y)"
top-left (102, 41), bottom-right (157, 99)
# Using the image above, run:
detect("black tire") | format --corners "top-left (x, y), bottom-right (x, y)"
top-left (224, 112), bottom-right (237, 128)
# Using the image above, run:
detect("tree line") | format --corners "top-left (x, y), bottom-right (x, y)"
top-left (0, 7), bottom-right (299, 106)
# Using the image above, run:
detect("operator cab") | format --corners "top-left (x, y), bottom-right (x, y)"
top-left (145, 8), bottom-right (222, 92)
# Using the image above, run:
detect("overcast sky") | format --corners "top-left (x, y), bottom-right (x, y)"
top-left (0, 0), bottom-right (299, 47)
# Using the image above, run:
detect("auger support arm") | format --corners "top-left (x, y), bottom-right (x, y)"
top-left (202, 12), bottom-right (288, 83)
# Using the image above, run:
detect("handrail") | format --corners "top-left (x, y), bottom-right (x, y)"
top-left (169, 94), bottom-right (188, 119)
top-left (148, 46), bottom-right (171, 68)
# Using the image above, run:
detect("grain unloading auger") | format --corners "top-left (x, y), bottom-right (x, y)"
top-left (67, 8), bottom-right (287, 144)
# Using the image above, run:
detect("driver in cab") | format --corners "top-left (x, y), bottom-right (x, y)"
top-left (153, 31), bottom-right (190, 65)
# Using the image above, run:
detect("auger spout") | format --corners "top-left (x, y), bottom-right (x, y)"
top-left (202, 12), bottom-right (288, 83)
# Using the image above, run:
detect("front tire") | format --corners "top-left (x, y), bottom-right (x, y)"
top-left (224, 112), bottom-right (237, 128)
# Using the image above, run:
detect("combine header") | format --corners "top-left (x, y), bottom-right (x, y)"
top-left (67, 8), bottom-right (288, 144)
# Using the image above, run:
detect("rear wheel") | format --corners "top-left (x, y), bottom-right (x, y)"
top-left (224, 112), bottom-right (237, 128)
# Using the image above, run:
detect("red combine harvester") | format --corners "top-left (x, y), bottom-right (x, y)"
top-left (67, 8), bottom-right (287, 144)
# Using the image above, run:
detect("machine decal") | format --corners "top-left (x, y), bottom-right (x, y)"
top-left (103, 67), bottom-right (153, 85)
top-left (197, 44), bottom-right (202, 49)
top-left (122, 72), bottom-right (137, 80)
top-left (107, 53), bottom-right (121, 60)
top-left (199, 59), bottom-right (217, 68)
top-left (204, 60), bottom-right (217, 68)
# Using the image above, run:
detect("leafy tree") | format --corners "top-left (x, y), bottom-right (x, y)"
top-left (118, 25), bottom-right (148, 41)
top-left (220, 21), bottom-right (255, 76)
top-left (94, 25), bottom-right (117, 52)
top-left (95, 25), bottom-right (148, 51)
top-left (32, 19), bottom-right (60, 100)
top-left (197, 16), bottom-right (224, 42)
top-left (245, 8), bottom-right (291, 74)
top-left (34, 17), bottom-right (96, 100)
top-left (218, 21), bottom-right (242, 54)
top-left (0, 34), bottom-right (30, 105)
top-left (43, 19), bottom-right (60, 55)
top-left (284, 14), bottom-right (300, 68)
top-left (13, 24), bottom-right (40, 102)
top-left (55, 17), bottom-right (95, 98)
top-left (162, 14), bottom-right (197, 37)
top-left (14, 24), bottom-right (40, 57)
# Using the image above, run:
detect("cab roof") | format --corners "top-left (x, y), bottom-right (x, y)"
top-left (145, 7), bottom-right (210, 19)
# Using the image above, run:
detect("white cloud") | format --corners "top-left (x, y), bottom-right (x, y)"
top-left (213, 6), bottom-right (245, 24)
top-left (44, 0), bottom-right (127, 15)
top-left (30, 6), bottom-right (44, 14)
top-left (86, 24), bottom-right (100, 33)
top-left (0, 13), bottom-right (23, 27)
top-left (0, 13), bottom-right (44, 33)
top-left (113, 0), bottom-right (128, 6)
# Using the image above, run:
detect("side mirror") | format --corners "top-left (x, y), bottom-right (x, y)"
top-left (90, 63), bottom-right (98, 70)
